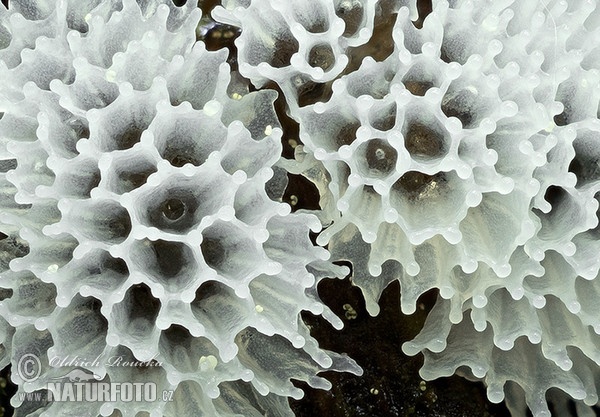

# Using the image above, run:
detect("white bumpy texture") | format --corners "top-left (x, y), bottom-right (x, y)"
top-left (0, 0), bottom-right (361, 416)
top-left (213, 0), bottom-right (417, 107)
top-left (215, 0), bottom-right (600, 416)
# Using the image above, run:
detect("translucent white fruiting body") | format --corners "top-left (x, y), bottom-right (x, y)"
top-left (277, 0), bottom-right (600, 416)
top-left (0, 1), bottom-right (360, 416)
top-left (213, 0), bottom-right (417, 107)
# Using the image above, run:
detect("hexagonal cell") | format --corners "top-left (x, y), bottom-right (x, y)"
top-left (68, 200), bottom-right (132, 244)
top-left (393, 171), bottom-right (447, 200)
top-left (269, 32), bottom-right (300, 69)
top-left (354, 138), bottom-right (398, 180)
top-left (91, 92), bottom-right (159, 152)
top-left (344, 65), bottom-right (391, 99)
top-left (151, 108), bottom-right (226, 168)
top-left (104, 152), bottom-right (157, 194)
top-left (67, 250), bottom-right (129, 294)
top-left (94, 118), bottom-right (149, 152)
top-left (242, 10), bottom-right (298, 68)
top-left (191, 280), bottom-right (249, 344)
top-left (137, 171), bottom-right (234, 234)
top-left (53, 157), bottom-right (100, 198)
top-left (369, 101), bottom-right (397, 131)
top-left (335, 0), bottom-right (364, 37)
top-left (293, 1), bottom-right (329, 33)
top-left (52, 295), bottom-right (107, 357)
top-left (401, 62), bottom-right (441, 97)
top-left (111, 284), bottom-right (160, 342)
top-left (304, 110), bottom-right (360, 152)
top-left (200, 221), bottom-right (263, 282)
top-left (292, 75), bottom-right (334, 107)
top-left (391, 170), bottom-right (467, 231)
top-left (129, 239), bottom-right (198, 292)
top-left (441, 86), bottom-right (486, 129)
top-left (569, 129), bottom-right (600, 187)
top-left (158, 324), bottom-right (218, 374)
top-left (308, 43), bottom-right (336, 72)
top-left (401, 116), bottom-right (449, 163)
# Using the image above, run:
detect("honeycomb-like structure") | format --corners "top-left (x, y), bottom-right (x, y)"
top-left (212, 0), bottom-right (417, 107)
top-left (0, 1), bottom-right (360, 416)
top-left (276, 0), bottom-right (600, 416)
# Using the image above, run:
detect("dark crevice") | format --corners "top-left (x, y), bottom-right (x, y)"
top-left (267, 81), bottom-right (302, 158)
top-left (292, 280), bottom-right (511, 417)
top-left (283, 173), bottom-right (321, 212)
top-left (413, 0), bottom-right (433, 29)
top-left (345, 2), bottom-right (398, 73)
top-left (568, 133), bottom-right (600, 187)
top-left (543, 185), bottom-right (567, 211)
top-left (293, 76), bottom-right (334, 108)
top-left (197, 0), bottom-right (241, 69)
top-left (125, 284), bottom-right (160, 322)
top-left (335, 0), bottom-right (364, 37)
top-left (554, 110), bottom-right (568, 126)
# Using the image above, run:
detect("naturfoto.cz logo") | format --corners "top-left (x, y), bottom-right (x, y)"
top-left (16, 354), bottom-right (175, 403)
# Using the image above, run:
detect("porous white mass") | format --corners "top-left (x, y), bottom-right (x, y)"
top-left (0, 0), bottom-right (360, 416)
top-left (3, 0), bottom-right (600, 415)
top-left (216, 0), bottom-right (600, 415)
